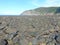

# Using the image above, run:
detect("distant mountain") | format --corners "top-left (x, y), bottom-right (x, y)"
top-left (21, 7), bottom-right (60, 15)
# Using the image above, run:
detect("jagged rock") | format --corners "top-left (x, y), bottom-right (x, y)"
top-left (5, 28), bottom-right (18, 34)
top-left (13, 37), bottom-right (20, 44)
top-left (32, 36), bottom-right (46, 45)
top-left (12, 35), bottom-right (20, 44)
top-left (56, 34), bottom-right (60, 43)
top-left (0, 39), bottom-right (8, 45)
top-left (0, 21), bottom-right (7, 30)
top-left (47, 42), bottom-right (56, 45)
top-left (6, 31), bottom-right (19, 40)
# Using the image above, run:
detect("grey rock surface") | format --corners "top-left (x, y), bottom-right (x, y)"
top-left (0, 15), bottom-right (60, 45)
top-left (0, 39), bottom-right (8, 45)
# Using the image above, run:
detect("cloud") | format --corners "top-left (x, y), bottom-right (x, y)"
top-left (44, 0), bottom-right (60, 7)
top-left (31, 0), bottom-right (41, 7)
top-left (31, 0), bottom-right (60, 7)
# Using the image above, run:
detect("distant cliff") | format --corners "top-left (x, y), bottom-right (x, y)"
top-left (21, 7), bottom-right (60, 15)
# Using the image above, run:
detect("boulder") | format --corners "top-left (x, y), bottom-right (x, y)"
top-left (0, 39), bottom-right (8, 45)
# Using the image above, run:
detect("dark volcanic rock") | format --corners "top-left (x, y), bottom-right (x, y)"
top-left (56, 34), bottom-right (60, 43)
top-left (0, 39), bottom-right (8, 45)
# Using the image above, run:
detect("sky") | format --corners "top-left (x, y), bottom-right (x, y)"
top-left (0, 0), bottom-right (60, 15)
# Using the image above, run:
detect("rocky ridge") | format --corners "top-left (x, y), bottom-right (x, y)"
top-left (21, 7), bottom-right (60, 15)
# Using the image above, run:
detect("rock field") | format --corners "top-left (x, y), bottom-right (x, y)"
top-left (0, 15), bottom-right (60, 45)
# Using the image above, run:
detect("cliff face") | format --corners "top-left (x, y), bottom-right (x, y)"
top-left (21, 7), bottom-right (60, 15)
